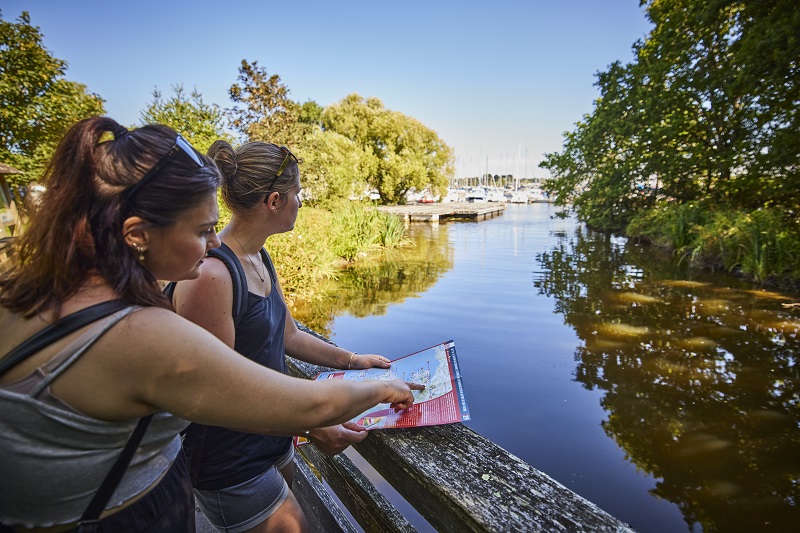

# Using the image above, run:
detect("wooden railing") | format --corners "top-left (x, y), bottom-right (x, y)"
top-left (281, 326), bottom-right (636, 533)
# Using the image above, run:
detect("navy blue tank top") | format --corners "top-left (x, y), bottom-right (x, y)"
top-left (182, 245), bottom-right (292, 490)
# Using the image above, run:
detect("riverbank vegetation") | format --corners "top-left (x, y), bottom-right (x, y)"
top-left (1, 10), bottom-right (453, 298)
top-left (541, 0), bottom-right (800, 288)
top-left (261, 202), bottom-right (412, 307)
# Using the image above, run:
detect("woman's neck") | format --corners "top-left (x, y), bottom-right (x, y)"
top-left (31, 275), bottom-right (119, 323)
top-left (220, 219), bottom-right (273, 254)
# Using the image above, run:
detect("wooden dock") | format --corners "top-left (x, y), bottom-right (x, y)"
top-left (377, 202), bottom-right (506, 222)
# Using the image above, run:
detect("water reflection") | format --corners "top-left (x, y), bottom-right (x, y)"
top-left (293, 224), bottom-right (455, 336)
top-left (535, 227), bottom-right (800, 532)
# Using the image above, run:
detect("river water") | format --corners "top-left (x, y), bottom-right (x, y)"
top-left (293, 203), bottom-right (800, 533)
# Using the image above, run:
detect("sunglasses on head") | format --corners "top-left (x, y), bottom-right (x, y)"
top-left (264, 146), bottom-right (299, 193)
top-left (126, 134), bottom-right (204, 198)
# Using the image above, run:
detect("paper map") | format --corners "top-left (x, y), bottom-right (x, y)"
top-left (314, 340), bottom-right (470, 430)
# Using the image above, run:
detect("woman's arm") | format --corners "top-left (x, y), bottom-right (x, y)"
top-left (68, 308), bottom-right (421, 435)
top-left (276, 273), bottom-right (390, 370)
top-left (172, 257), bottom-right (236, 347)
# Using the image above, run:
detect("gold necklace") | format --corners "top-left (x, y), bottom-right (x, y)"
top-left (230, 232), bottom-right (265, 283)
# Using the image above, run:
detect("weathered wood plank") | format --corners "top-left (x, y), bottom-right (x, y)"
top-left (298, 444), bottom-right (417, 533)
top-left (354, 425), bottom-right (634, 533)
top-left (292, 452), bottom-right (359, 533)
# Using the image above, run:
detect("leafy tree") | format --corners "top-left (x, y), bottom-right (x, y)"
top-left (0, 10), bottom-right (104, 187)
top-left (322, 94), bottom-right (454, 204)
top-left (639, 0), bottom-right (760, 205)
top-left (542, 61), bottom-right (652, 231)
top-left (542, 0), bottom-right (800, 232)
top-left (227, 59), bottom-right (301, 146)
top-left (298, 99), bottom-right (324, 127)
top-left (296, 127), bottom-right (374, 207)
top-left (140, 84), bottom-right (232, 154)
top-left (725, 0), bottom-right (800, 211)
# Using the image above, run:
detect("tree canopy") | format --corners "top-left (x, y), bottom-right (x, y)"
top-left (227, 60), bottom-right (302, 147)
top-left (224, 63), bottom-right (454, 205)
top-left (297, 127), bottom-right (374, 207)
top-left (140, 84), bottom-right (232, 154)
top-left (0, 10), bottom-right (104, 187)
top-left (541, 0), bottom-right (800, 230)
top-left (322, 94), bottom-right (454, 204)
top-left (1, 20), bottom-right (454, 209)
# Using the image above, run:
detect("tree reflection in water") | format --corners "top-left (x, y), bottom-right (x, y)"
top-left (293, 223), bottom-right (454, 337)
top-left (535, 227), bottom-right (800, 532)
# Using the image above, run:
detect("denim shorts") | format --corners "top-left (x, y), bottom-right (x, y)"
top-left (193, 446), bottom-right (294, 533)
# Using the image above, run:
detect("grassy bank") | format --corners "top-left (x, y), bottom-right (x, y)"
top-left (626, 202), bottom-right (800, 289)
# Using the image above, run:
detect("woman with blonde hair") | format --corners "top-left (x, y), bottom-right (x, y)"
top-left (0, 118), bottom-right (420, 533)
top-left (170, 139), bottom-right (392, 532)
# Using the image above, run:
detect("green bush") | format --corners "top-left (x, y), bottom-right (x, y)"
top-left (329, 202), bottom-right (381, 261)
top-left (265, 202), bottom-right (411, 307)
top-left (266, 207), bottom-right (338, 307)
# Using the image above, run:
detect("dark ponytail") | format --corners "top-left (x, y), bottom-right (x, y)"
top-left (0, 116), bottom-right (220, 317)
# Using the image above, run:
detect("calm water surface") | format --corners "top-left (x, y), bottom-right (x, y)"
top-left (293, 203), bottom-right (800, 533)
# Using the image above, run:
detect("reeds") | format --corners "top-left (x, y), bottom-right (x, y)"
top-left (627, 203), bottom-right (800, 285)
top-left (266, 201), bottom-right (411, 305)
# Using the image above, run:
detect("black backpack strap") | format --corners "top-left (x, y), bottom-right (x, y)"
top-left (162, 280), bottom-right (177, 307)
top-left (163, 243), bottom-right (248, 328)
top-left (77, 414), bottom-right (153, 527)
top-left (207, 243), bottom-right (248, 328)
top-left (0, 299), bottom-right (128, 377)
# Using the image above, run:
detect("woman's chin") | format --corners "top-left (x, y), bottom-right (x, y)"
top-left (186, 262), bottom-right (204, 279)
top-left (175, 262), bottom-right (204, 281)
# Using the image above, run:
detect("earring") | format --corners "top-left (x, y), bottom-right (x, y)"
top-left (133, 244), bottom-right (146, 261)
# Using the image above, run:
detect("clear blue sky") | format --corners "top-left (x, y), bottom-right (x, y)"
top-left (4, 0), bottom-right (653, 180)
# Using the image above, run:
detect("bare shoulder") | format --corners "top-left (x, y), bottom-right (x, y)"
top-left (181, 256), bottom-right (232, 292)
top-left (173, 256), bottom-right (233, 307)
top-left (118, 306), bottom-right (202, 338)
top-left (107, 306), bottom-right (229, 365)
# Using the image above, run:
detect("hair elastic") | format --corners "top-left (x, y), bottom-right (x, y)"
top-left (113, 124), bottom-right (129, 139)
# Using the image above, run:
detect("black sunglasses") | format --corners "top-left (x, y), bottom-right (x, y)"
top-left (126, 134), bottom-right (204, 198)
top-left (264, 146), bottom-right (299, 192)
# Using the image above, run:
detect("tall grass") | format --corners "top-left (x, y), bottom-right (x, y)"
top-left (726, 210), bottom-right (798, 283)
top-left (265, 201), bottom-right (412, 307)
top-left (626, 201), bottom-right (706, 260)
top-left (627, 203), bottom-right (800, 285)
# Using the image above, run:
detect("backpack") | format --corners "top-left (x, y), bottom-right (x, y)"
top-left (163, 242), bottom-right (269, 328)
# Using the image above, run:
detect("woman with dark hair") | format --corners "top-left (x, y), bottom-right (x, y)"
top-left (0, 117), bottom-right (421, 533)
top-left (170, 140), bottom-right (390, 533)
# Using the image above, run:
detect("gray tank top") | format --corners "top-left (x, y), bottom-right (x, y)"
top-left (0, 306), bottom-right (189, 528)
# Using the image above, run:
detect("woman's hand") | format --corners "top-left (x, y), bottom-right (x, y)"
top-left (382, 380), bottom-right (425, 412)
top-left (309, 422), bottom-right (368, 455)
top-left (350, 352), bottom-right (391, 370)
